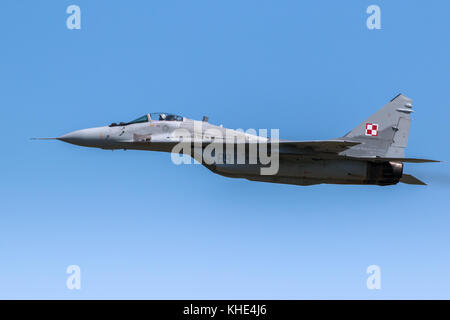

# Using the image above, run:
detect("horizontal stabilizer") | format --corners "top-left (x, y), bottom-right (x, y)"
top-left (400, 174), bottom-right (427, 185)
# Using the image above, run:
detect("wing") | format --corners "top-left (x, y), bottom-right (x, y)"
top-left (130, 139), bottom-right (360, 154)
top-left (340, 156), bottom-right (440, 163)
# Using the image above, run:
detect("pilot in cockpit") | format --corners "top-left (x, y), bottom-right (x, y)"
top-left (164, 114), bottom-right (177, 121)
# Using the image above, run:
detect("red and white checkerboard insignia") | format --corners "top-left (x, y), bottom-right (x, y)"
top-left (365, 123), bottom-right (379, 136)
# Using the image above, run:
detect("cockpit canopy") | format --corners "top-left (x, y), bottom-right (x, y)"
top-left (149, 113), bottom-right (183, 121)
top-left (109, 113), bottom-right (183, 127)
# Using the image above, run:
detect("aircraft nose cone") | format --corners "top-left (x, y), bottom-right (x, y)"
top-left (58, 131), bottom-right (83, 144)
top-left (58, 127), bottom-right (106, 147)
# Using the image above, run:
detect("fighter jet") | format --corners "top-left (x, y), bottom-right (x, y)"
top-left (35, 94), bottom-right (438, 186)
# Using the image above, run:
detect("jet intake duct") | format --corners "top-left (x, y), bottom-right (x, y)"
top-left (367, 161), bottom-right (403, 186)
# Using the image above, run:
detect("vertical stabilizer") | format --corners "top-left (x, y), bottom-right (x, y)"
top-left (340, 94), bottom-right (413, 158)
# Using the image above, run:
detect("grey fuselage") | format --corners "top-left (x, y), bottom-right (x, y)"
top-left (56, 115), bottom-right (403, 186)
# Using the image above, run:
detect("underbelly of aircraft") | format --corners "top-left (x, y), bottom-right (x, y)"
top-left (210, 159), bottom-right (403, 186)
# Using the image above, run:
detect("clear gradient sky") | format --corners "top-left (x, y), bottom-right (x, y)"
top-left (0, 0), bottom-right (449, 299)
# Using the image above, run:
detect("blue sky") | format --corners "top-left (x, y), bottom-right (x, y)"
top-left (0, 0), bottom-right (449, 299)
